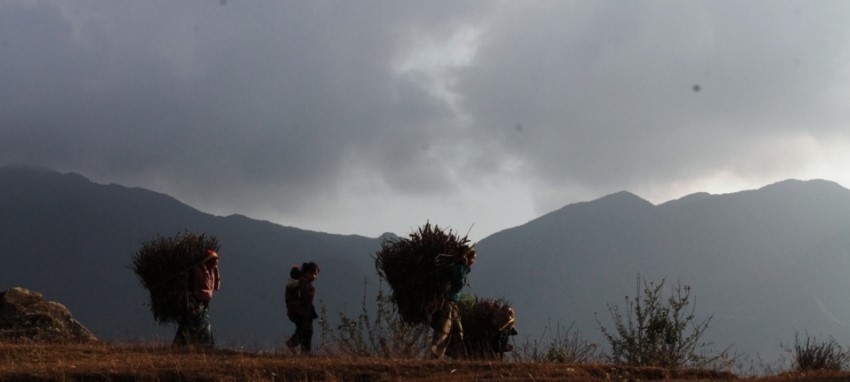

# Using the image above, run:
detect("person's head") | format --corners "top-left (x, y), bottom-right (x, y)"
top-left (300, 262), bottom-right (320, 282)
top-left (289, 265), bottom-right (301, 280)
top-left (462, 248), bottom-right (476, 266)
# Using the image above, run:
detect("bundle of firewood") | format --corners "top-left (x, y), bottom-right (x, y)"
top-left (375, 222), bottom-right (474, 325)
top-left (130, 231), bottom-right (220, 324)
top-left (448, 297), bottom-right (518, 359)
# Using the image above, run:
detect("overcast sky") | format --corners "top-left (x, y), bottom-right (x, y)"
top-left (2, 1), bottom-right (849, 241)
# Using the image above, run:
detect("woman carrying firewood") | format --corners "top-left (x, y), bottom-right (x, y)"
top-left (430, 248), bottom-right (476, 359)
top-left (174, 249), bottom-right (221, 347)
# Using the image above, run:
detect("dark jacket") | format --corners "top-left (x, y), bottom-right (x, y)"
top-left (286, 279), bottom-right (317, 320)
top-left (447, 263), bottom-right (470, 302)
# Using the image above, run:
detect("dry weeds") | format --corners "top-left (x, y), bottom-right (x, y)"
top-left (0, 341), bottom-right (770, 381)
top-left (3, 342), bottom-right (850, 381)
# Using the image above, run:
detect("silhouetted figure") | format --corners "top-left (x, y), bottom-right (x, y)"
top-left (285, 262), bottom-right (320, 354)
top-left (174, 249), bottom-right (221, 348)
top-left (431, 248), bottom-right (476, 359)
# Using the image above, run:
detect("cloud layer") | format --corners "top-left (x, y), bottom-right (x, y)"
top-left (2, 1), bottom-right (849, 238)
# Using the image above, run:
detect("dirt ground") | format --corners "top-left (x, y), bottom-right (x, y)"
top-left (0, 343), bottom-right (846, 381)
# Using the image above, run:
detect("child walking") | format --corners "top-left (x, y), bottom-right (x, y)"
top-left (285, 262), bottom-right (320, 354)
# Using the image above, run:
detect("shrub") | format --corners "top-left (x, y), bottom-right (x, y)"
top-left (321, 281), bottom-right (430, 358)
top-left (597, 275), bottom-right (719, 368)
top-left (789, 331), bottom-right (849, 371)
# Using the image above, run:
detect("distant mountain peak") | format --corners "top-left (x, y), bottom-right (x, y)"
top-left (759, 178), bottom-right (846, 192)
top-left (595, 190), bottom-right (653, 205)
top-left (657, 179), bottom-right (848, 209)
top-left (378, 232), bottom-right (399, 241)
top-left (524, 190), bottom-right (654, 229)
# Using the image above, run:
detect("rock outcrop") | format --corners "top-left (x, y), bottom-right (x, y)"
top-left (0, 287), bottom-right (98, 343)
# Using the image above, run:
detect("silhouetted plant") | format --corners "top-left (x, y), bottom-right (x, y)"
top-left (513, 321), bottom-right (598, 364)
top-left (788, 331), bottom-right (849, 371)
top-left (318, 281), bottom-right (518, 360)
top-left (597, 275), bottom-right (720, 368)
top-left (545, 322), bottom-right (599, 364)
top-left (316, 301), bottom-right (332, 354)
top-left (323, 280), bottom-right (429, 358)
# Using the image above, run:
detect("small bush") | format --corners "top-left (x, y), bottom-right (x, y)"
top-left (514, 321), bottom-right (598, 364)
top-left (597, 274), bottom-right (721, 368)
top-left (790, 331), bottom-right (849, 371)
top-left (545, 323), bottom-right (599, 364)
top-left (321, 281), bottom-right (429, 358)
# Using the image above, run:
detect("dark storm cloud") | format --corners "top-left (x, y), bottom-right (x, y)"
top-left (459, 1), bottom-right (850, 199)
top-left (1, 1), bottom-right (848, 234)
top-left (0, 1), bottom-right (490, 215)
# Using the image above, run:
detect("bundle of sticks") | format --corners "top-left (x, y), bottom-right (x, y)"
top-left (375, 222), bottom-right (474, 325)
top-left (448, 297), bottom-right (519, 359)
top-left (130, 231), bottom-right (220, 324)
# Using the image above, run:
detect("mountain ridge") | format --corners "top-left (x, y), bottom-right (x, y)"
top-left (2, 165), bottom-right (850, 360)
top-left (0, 165), bottom-right (383, 346)
top-left (473, 177), bottom-right (850, 359)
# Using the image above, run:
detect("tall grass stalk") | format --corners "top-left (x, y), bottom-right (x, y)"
top-left (319, 280), bottom-right (429, 358)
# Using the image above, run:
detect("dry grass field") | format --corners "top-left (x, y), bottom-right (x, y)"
top-left (2, 342), bottom-right (850, 382)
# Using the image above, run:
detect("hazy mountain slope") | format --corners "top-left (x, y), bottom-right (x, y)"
top-left (0, 165), bottom-right (382, 346)
top-left (472, 179), bottom-right (850, 359)
top-left (4, 165), bottom-right (850, 360)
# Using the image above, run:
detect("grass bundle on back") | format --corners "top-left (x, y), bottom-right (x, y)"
top-left (130, 231), bottom-right (220, 325)
top-left (375, 222), bottom-right (474, 325)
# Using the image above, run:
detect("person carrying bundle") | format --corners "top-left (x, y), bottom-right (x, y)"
top-left (375, 223), bottom-right (481, 358)
top-left (131, 232), bottom-right (223, 349)
top-left (430, 248), bottom-right (476, 359)
top-left (174, 249), bottom-right (221, 347)
top-left (285, 262), bottom-right (320, 355)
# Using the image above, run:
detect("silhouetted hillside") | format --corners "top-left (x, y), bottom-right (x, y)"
top-left (0, 165), bottom-right (382, 347)
top-left (4, 165), bottom-right (850, 360)
top-left (472, 178), bottom-right (850, 359)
